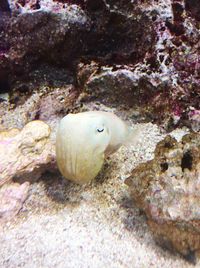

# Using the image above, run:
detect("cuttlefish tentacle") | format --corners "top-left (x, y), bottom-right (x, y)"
top-left (56, 111), bottom-right (139, 184)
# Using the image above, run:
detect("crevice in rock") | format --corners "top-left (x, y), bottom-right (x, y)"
top-left (164, 142), bottom-right (173, 149)
top-left (0, 78), bottom-right (10, 93)
top-left (160, 162), bottom-right (168, 172)
top-left (181, 151), bottom-right (193, 171)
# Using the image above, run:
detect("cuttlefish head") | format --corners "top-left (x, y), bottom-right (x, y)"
top-left (56, 113), bottom-right (111, 184)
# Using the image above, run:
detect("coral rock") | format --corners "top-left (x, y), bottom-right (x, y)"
top-left (126, 132), bottom-right (200, 259)
top-left (0, 120), bottom-right (55, 186)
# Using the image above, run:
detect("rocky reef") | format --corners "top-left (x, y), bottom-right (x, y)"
top-left (0, 0), bottom-right (199, 129)
top-left (126, 132), bottom-right (200, 261)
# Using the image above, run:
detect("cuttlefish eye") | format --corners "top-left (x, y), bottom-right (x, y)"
top-left (97, 127), bottom-right (104, 133)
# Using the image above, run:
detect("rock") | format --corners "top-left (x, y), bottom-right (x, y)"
top-left (0, 0), bottom-right (199, 127)
top-left (82, 0), bottom-right (156, 64)
top-left (2, 2), bottom-right (90, 74)
top-left (0, 84), bottom-right (78, 131)
top-left (36, 86), bottom-right (78, 123)
top-left (125, 132), bottom-right (200, 259)
top-left (0, 0), bottom-right (155, 88)
top-left (0, 120), bottom-right (55, 186)
top-left (78, 65), bottom-right (140, 107)
top-left (77, 0), bottom-right (200, 127)
top-left (0, 182), bottom-right (29, 224)
top-left (77, 64), bottom-right (163, 112)
top-left (188, 109), bottom-right (200, 132)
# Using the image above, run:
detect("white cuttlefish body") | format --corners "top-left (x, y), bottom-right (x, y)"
top-left (56, 111), bottom-right (139, 184)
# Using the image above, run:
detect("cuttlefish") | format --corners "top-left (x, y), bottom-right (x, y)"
top-left (56, 111), bottom-right (140, 184)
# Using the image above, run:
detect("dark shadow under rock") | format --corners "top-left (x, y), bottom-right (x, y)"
top-left (42, 171), bottom-right (85, 206)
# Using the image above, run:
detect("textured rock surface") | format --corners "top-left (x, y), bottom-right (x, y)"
top-left (0, 120), bottom-right (55, 186)
top-left (0, 182), bottom-right (29, 224)
top-left (0, 2), bottom-right (90, 77)
top-left (0, 0), bottom-right (155, 86)
top-left (3, 0), bottom-right (200, 126)
top-left (126, 132), bottom-right (200, 260)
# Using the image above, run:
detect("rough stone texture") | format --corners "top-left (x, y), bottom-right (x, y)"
top-left (0, 2), bottom-right (90, 76)
top-left (0, 0), bottom-right (155, 85)
top-left (0, 0), bottom-right (199, 126)
top-left (77, 64), bottom-right (142, 107)
top-left (82, 0), bottom-right (156, 64)
top-left (0, 182), bottom-right (29, 224)
top-left (76, 0), bottom-right (200, 127)
top-left (126, 132), bottom-right (200, 261)
top-left (0, 120), bottom-right (55, 186)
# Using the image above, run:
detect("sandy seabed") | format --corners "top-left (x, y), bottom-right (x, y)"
top-left (0, 120), bottom-right (196, 268)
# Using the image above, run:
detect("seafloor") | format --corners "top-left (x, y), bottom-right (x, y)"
top-left (0, 114), bottom-right (194, 268)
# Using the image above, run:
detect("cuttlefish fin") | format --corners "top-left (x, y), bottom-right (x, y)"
top-left (124, 126), bottom-right (142, 147)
